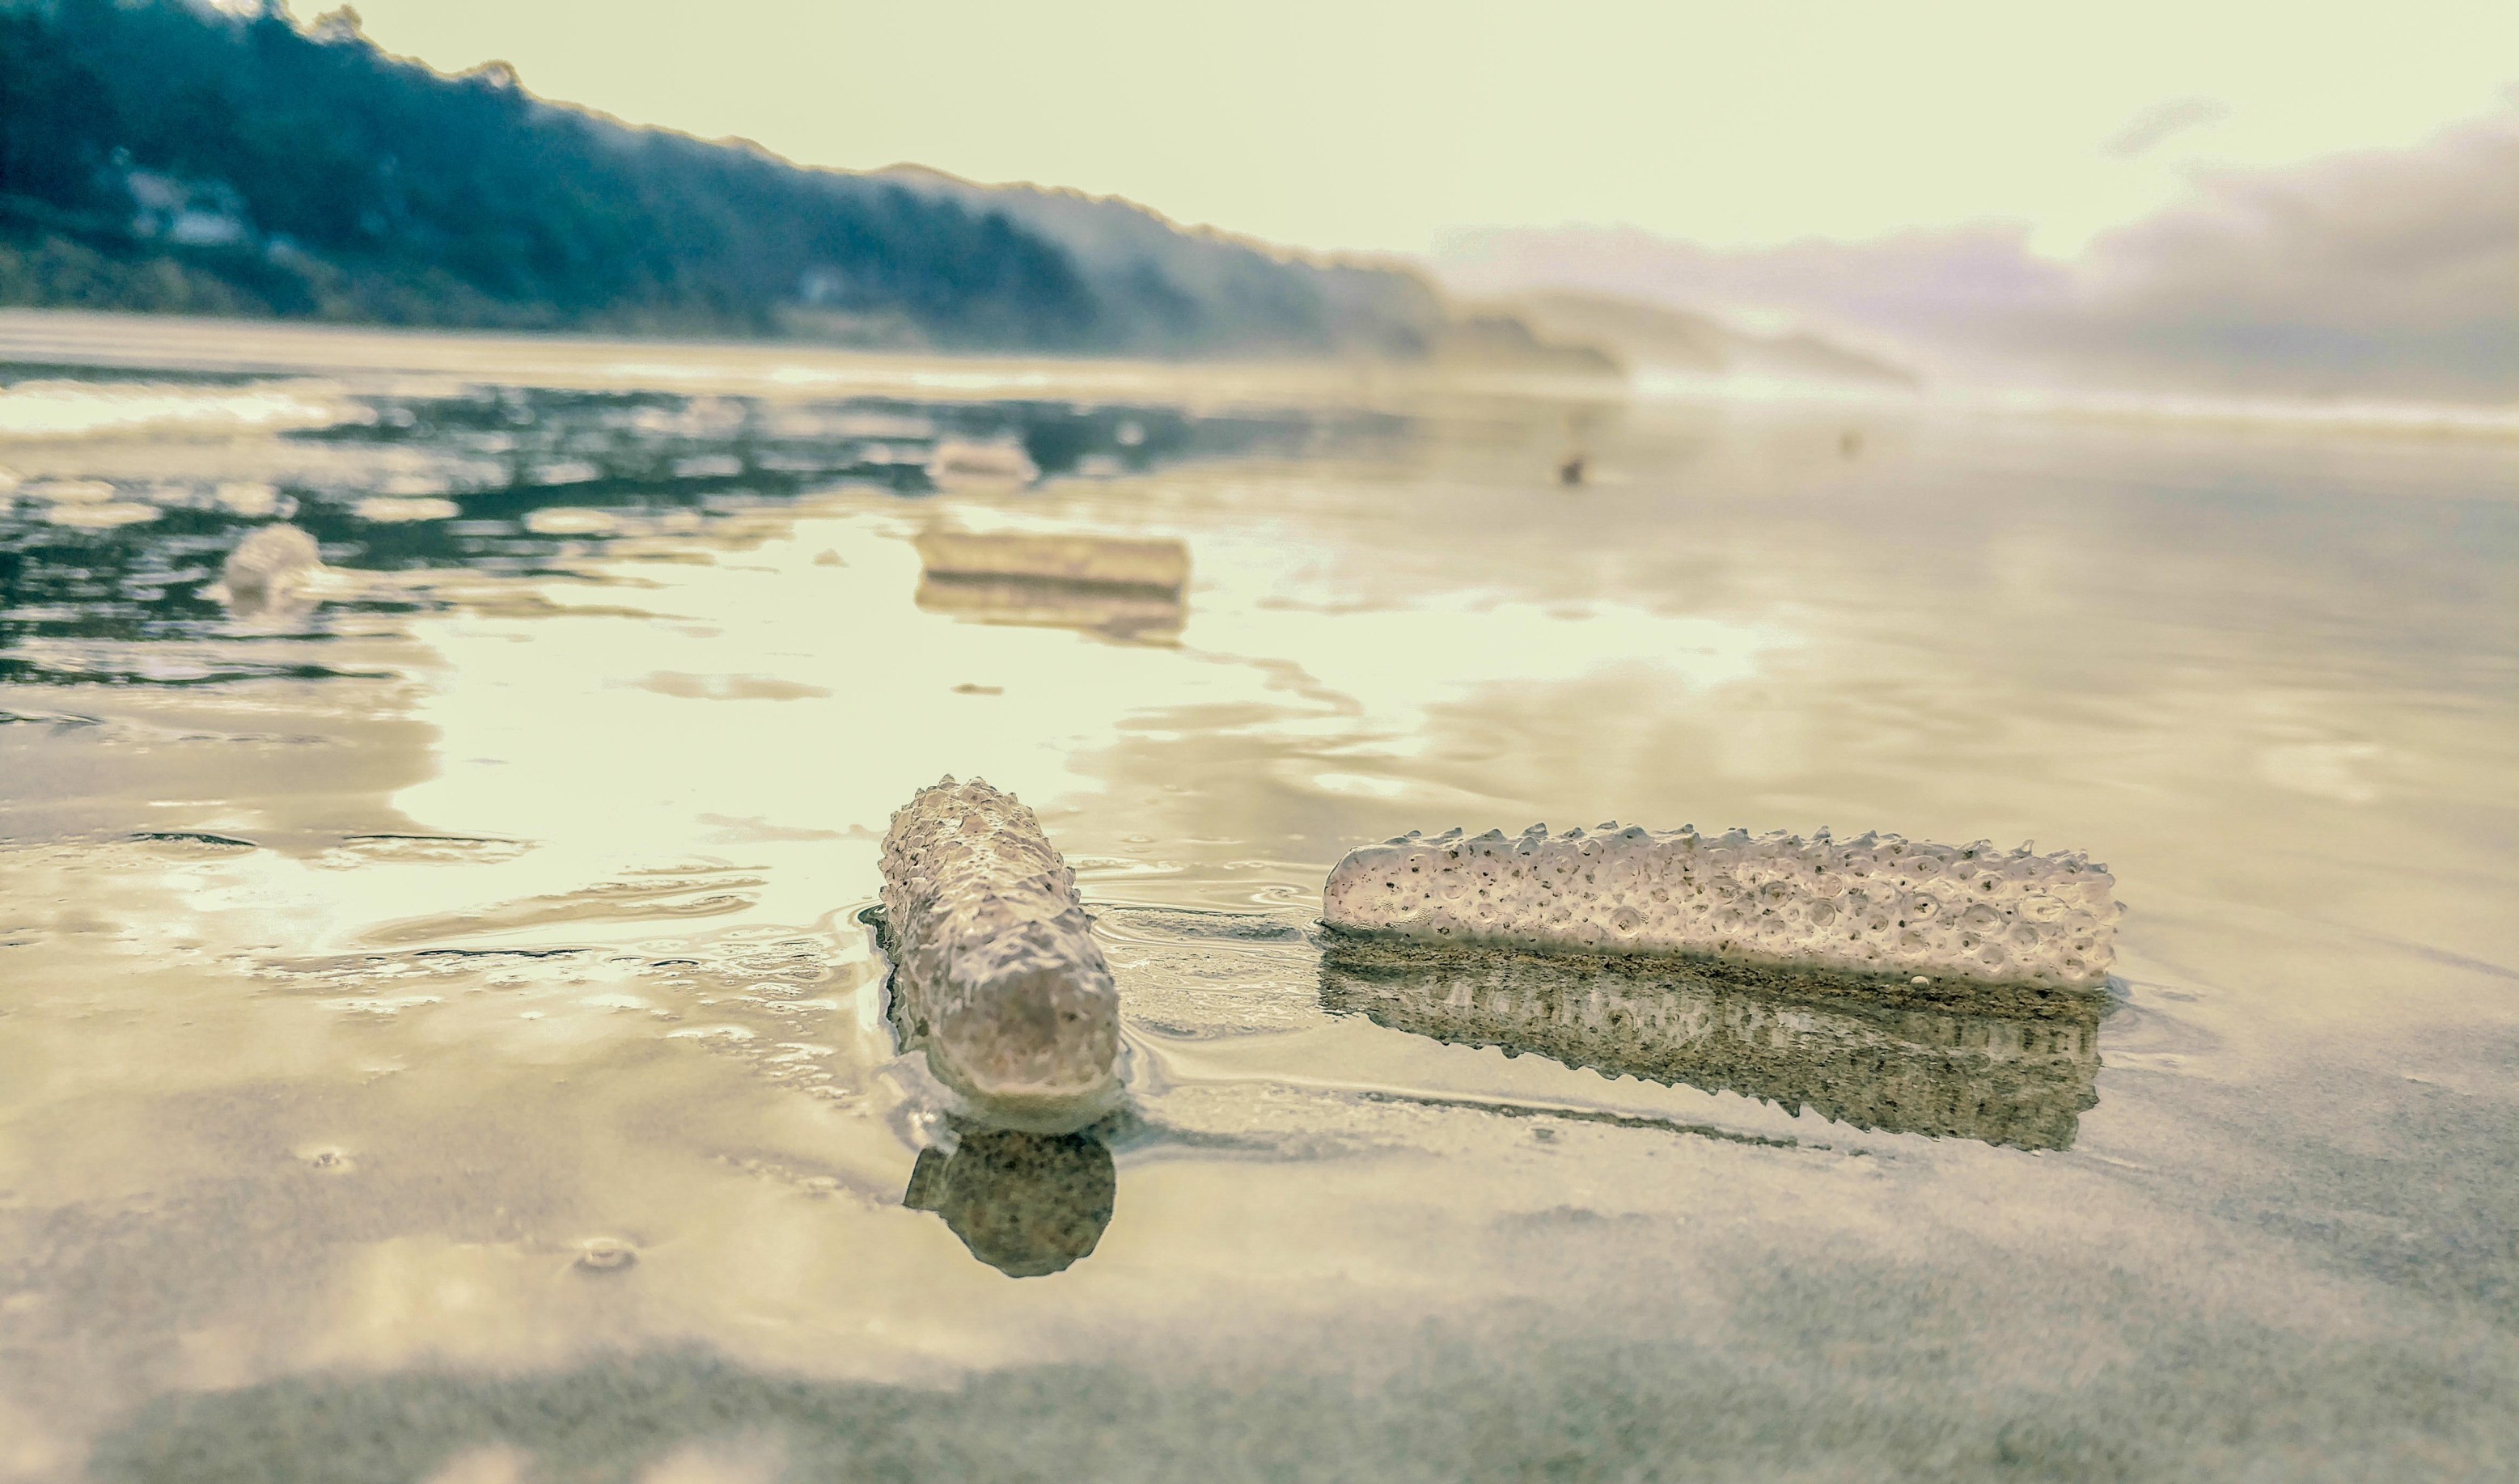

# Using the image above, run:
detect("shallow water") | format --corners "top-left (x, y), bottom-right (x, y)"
top-left (2, 310), bottom-right (2516, 1482)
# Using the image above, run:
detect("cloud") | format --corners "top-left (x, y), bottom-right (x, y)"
top-left (2060, 107), bottom-right (2519, 392)
top-left (1434, 104), bottom-right (2519, 399)
top-left (2102, 96), bottom-right (2233, 158)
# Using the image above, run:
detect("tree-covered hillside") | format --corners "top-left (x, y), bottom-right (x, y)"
top-left (0, 0), bottom-right (1471, 357)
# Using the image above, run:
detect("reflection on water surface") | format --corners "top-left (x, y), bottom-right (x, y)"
top-left (4, 315), bottom-right (2517, 1479)
top-left (0, 370), bottom-right (1334, 687)
top-left (903, 1123), bottom-right (1120, 1279)
top-left (1319, 941), bottom-right (2104, 1150)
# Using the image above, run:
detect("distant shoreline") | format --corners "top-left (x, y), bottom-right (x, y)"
top-left (0, 306), bottom-right (1629, 410)
top-left (4, 309), bottom-right (2509, 449)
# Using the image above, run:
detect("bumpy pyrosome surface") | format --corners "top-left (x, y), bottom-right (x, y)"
top-left (1325, 824), bottom-right (2119, 988)
top-left (880, 778), bottom-right (1122, 1118)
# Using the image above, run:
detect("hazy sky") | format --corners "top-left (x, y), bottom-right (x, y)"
top-left (341, 0), bottom-right (2518, 259)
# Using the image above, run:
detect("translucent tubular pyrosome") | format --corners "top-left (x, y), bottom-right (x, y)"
top-left (218, 523), bottom-right (321, 602)
top-left (1323, 823), bottom-right (2119, 989)
top-left (879, 778), bottom-right (1123, 1126)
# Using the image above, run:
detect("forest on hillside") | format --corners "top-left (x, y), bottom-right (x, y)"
top-left (0, 0), bottom-right (1461, 357)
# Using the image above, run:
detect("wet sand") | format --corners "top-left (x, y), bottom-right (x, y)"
top-left (2, 312), bottom-right (2516, 1481)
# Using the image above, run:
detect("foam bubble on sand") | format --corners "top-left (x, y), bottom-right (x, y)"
top-left (43, 501), bottom-right (158, 529)
top-left (354, 496), bottom-right (462, 523)
top-left (1325, 822), bottom-right (2119, 988)
top-left (925, 438), bottom-right (1039, 490)
top-left (19, 478), bottom-right (118, 504)
top-left (0, 379), bottom-right (364, 442)
top-left (214, 481), bottom-right (285, 517)
top-left (523, 507), bottom-right (620, 537)
top-left (879, 778), bottom-right (1121, 1127)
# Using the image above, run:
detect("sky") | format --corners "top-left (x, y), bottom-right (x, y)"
top-left (337, 0), bottom-right (2519, 260)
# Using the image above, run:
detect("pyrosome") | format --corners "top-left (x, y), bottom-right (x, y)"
top-left (914, 531), bottom-right (1189, 593)
top-left (880, 778), bottom-right (1122, 1123)
top-left (1323, 823), bottom-right (2119, 988)
top-left (219, 522), bottom-right (322, 602)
